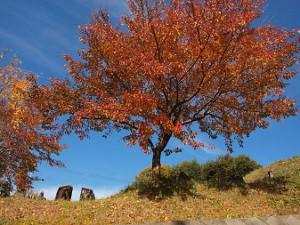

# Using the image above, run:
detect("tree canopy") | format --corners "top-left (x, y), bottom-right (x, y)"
top-left (38, 0), bottom-right (299, 175)
top-left (0, 53), bottom-right (63, 191)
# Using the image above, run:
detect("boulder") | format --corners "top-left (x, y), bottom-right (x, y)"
top-left (80, 187), bottom-right (95, 201)
top-left (55, 185), bottom-right (73, 201)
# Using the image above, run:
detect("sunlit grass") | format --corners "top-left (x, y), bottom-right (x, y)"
top-left (1, 157), bottom-right (299, 225)
top-left (0, 183), bottom-right (299, 225)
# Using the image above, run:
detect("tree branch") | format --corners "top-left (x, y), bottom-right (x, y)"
top-left (81, 116), bottom-right (155, 151)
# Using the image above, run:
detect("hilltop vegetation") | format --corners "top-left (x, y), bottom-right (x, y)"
top-left (0, 156), bottom-right (299, 225)
top-left (126, 155), bottom-right (261, 199)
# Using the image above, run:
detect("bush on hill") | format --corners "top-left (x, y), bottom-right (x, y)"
top-left (134, 165), bottom-right (195, 200)
top-left (202, 154), bottom-right (261, 189)
top-left (172, 160), bottom-right (203, 182)
top-left (126, 154), bottom-right (261, 198)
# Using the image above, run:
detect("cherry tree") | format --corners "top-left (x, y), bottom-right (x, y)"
top-left (44, 0), bottom-right (299, 176)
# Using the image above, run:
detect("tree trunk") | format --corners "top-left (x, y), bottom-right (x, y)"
top-left (152, 149), bottom-right (161, 178)
top-left (151, 133), bottom-right (172, 178)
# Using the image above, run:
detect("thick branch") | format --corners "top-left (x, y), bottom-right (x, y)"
top-left (151, 25), bottom-right (162, 62)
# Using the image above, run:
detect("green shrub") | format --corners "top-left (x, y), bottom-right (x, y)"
top-left (172, 160), bottom-right (202, 182)
top-left (171, 167), bottom-right (196, 199)
top-left (202, 155), bottom-right (235, 188)
top-left (234, 155), bottom-right (261, 181)
top-left (135, 165), bottom-right (173, 199)
top-left (135, 165), bottom-right (172, 181)
top-left (134, 165), bottom-right (195, 199)
top-left (202, 154), bottom-right (261, 189)
top-left (129, 155), bottom-right (259, 198)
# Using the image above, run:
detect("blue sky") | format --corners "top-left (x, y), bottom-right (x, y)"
top-left (1, 0), bottom-right (299, 200)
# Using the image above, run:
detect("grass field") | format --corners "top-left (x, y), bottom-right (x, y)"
top-left (0, 157), bottom-right (299, 225)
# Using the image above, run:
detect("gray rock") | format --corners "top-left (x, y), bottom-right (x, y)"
top-left (55, 185), bottom-right (73, 201)
top-left (80, 187), bottom-right (95, 201)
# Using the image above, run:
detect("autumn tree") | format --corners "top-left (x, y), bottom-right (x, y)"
top-left (0, 52), bottom-right (63, 191)
top-left (44, 0), bottom-right (299, 176)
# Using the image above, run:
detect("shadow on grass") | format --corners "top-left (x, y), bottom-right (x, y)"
top-left (123, 175), bottom-right (289, 200)
top-left (171, 221), bottom-right (188, 225)
top-left (202, 176), bottom-right (289, 196)
top-left (248, 176), bottom-right (288, 193)
top-left (240, 176), bottom-right (289, 195)
top-left (138, 178), bottom-right (197, 201)
top-left (123, 173), bottom-right (198, 201)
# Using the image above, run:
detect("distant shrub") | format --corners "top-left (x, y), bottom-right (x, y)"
top-left (202, 154), bottom-right (261, 189)
top-left (134, 165), bottom-right (195, 199)
top-left (170, 168), bottom-right (196, 199)
top-left (202, 155), bottom-right (235, 189)
top-left (135, 165), bottom-right (173, 199)
top-left (128, 155), bottom-right (260, 198)
top-left (234, 155), bottom-right (261, 181)
top-left (136, 165), bottom-right (172, 181)
top-left (172, 160), bottom-right (202, 182)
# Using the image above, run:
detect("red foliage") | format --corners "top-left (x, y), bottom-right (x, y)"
top-left (0, 54), bottom-right (63, 191)
top-left (44, 0), bottom-right (299, 174)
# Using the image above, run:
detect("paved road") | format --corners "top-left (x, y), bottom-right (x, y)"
top-left (133, 214), bottom-right (300, 225)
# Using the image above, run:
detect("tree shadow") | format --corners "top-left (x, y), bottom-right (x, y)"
top-left (238, 185), bottom-right (250, 196)
top-left (241, 176), bottom-right (288, 195)
top-left (137, 172), bottom-right (197, 201)
top-left (171, 221), bottom-right (188, 225)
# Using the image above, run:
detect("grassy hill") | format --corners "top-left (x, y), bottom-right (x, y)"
top-left (244, 156), bottom-right (300, 190)
top-left (0, 157), bottom-right (299, 225)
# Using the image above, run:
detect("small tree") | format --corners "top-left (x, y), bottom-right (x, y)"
top-left (0, 53), bottom-right (63, 191)
top-left (44, 0), bottom-right (299, 176)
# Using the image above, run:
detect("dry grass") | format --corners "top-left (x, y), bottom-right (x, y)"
top-left (1, 156), bottom-right (299, 225)
top-left (0, 183), bottom-right (299, 225)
